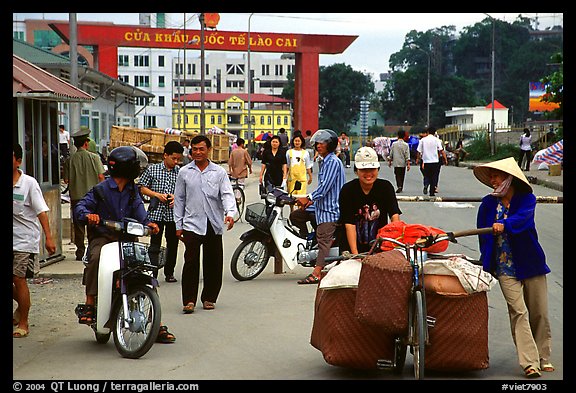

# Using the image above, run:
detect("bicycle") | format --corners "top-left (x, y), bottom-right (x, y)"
top-left (334, 227), bottom-right (492, 379)
top-left (229, 176), bottom-right (246, 223)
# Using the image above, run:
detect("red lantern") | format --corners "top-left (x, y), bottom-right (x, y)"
top-left (204, 13), bottom-right (220, 29)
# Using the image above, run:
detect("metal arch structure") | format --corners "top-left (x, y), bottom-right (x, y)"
top-left (48, 22), bottom-right (357, 134)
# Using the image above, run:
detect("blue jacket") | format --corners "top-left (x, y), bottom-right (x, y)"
top-left (74, 177), bottom-right (150, 239)
top-left (477, 192), bottom-right (550, 280)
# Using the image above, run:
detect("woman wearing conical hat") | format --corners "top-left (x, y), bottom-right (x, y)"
top-left (474, 157), bottom-right (553, 379)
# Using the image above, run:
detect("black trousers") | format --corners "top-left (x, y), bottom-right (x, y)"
top-left (150, 221), bottom-right (179, 278)
top-left (519, 150), bottom-right (532, 171)
top-left (423, 162), bottom-right (441, 195)
top-left (393, 167), bottom-right (407, 189)
top-left (181, 220), bottom-right (223, 306)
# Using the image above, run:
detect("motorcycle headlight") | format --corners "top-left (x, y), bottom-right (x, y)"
top-left (265, 193), bottom-right (276, 205)
top-left (126, 221), bottom-right (146, 236)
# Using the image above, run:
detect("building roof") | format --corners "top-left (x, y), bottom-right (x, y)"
top-left (485, 100), bottom-right (507, 109)
top-left (177, 93), bottom-right (291, 104)
top-left (13, 54), bottom-right (94, 102)
top-left (13, 38), bottom-right (153, 99)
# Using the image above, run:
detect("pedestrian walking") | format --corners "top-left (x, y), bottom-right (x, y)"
top-left (285, 134), bottom-right (313, 198)
top-left (474, 157), bottom-right (554, 379)
top-left (340, 146), bottom-right (401, 254)
top-left (58, 124), bottom-right (70, 158)
top-left (138, 140), bottom-right (184, 284)
top-left (294, 129), bottom-right (345, 284)
top-left (227, 137), bottom-right (253, 187)
top-left (259, 135), bottom-right (288, 189)
top-left (519, 128), bottom-right (533, 171)
top-left (174, 135), bottom-right (236, 313)
top-left (64, 128), bottom-right (106, 260)
top-left (13, 143), bottom-right (56, 338)
top-left (388, 129), bottom-right (411, 193)
top-left (416, 126), bottom-right (447, 197)
top-left (338, 131), bottom-right (351, 168)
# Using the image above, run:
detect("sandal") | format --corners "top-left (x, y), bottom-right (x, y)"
top-left (13, 327), bottom-right (29, 338)
top-left (524, 366), bottom-right (542, 378)
top-left (298, 273), bottom-right (320, 285)
top-left (75, 304), bottom-right (95, 325)
top-left (182, 302), bottom-right (195, 314)
top-left (156, 325), bottom-right (176, 343)
top-left (540, 362), bottom-right (555, 372)
top-left (203, 301), bottom-right (215, 310)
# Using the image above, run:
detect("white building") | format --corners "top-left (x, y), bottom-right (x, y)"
top-left (444, 100), bottom-right (509, 131)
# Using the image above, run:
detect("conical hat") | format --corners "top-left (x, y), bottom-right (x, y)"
top-left (473, 157), bottom-right (532, 193)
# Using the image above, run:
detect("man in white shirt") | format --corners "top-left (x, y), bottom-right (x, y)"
top-left (174, 135), bottom-right (236, 313)
top-left (416, 127), bottom-right (447, 197)
top-left (13, 143), bottom-right (56, 338)
top-left (59, 124), bottom-right (70, 158)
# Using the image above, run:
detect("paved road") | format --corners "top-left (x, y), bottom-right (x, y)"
top-left (13, 160), bottom-right (564, 386)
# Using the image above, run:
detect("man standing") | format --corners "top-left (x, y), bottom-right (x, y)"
top-left (338, 131), bottom-right (351, 168)
top-left (388, 129), bottom-right (411, 193)
top-left (181, 139), bottom-right (192, 165)
top-left (64, 128), bottom-right (106, 260)
top-left (174, 135), bottom-right (237, 313)
top-left (227, 137), bottom-right (252, 186)
top-left (13, 143), bottom-right (56, 338)
top-left (58, 124), bottom-right (70, 158)
top-left (416, 126), bottom-right (447, 197)
top-left (295, 129), bottom-right (345, 284)
top-left (138, 141), bottom-right (184, 283)
top-left (278, 127), bottom-right (289, 149)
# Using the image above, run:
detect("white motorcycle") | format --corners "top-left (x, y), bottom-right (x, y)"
top-left (230, 183), bottom-right (340, 281)
top-left (75, 218), bottom-right (165, 358)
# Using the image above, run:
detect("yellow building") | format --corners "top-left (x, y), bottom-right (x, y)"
top-left (173, 93), bottom-right (293, 142)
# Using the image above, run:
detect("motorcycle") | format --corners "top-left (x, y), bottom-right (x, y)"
top-left (230, 182), bottom-right (340, 281)
top-left (75, 218), bottom-right (165, 358)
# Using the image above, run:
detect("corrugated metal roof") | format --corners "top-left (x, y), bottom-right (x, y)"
top-left (13, 54), bottom-right (94, 102)
top-left (13, 38), bottom-right (70, 66)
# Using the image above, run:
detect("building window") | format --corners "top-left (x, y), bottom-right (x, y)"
top-left (134, 75), bottom-right (150, 87)
top-left (118, 75), bottom-right (129, 83)
top-left (218, 115), bottom-right (222, 124)
top-left (144, 115), bottom-right (157, 128)
top-left (284, 116), bottom-right (288, 125)
top-left (119, 55), bottom-right (129, 67)
top-left (158, 55), bottom-right (165, 67)
top-left (275, 64), bottom-right (283, 76)
top-left (226, 63), bottom-right (245, 75)
top-left (158, 96), bottom-right (165, 107)
top-left (134, 55), bottom-right (150, 67)
top-left (158, 75), bottom-right (165, 87)
top-left (260, 116), bottom-right (265, 125)
top-left (262, 64), bottom-right (270, 76)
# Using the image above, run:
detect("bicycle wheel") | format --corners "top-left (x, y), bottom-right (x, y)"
top-left (233, 187), bottom-right (245, 223)
top-left (412, 289), bottom-right (426, 379)
top-left (112, 285), bottom-right (161, 359)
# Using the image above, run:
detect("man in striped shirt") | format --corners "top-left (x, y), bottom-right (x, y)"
top-left (295, 129), bottom-right (345, 284)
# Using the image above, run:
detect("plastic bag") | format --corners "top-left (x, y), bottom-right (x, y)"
top-left (377, 220), bottom-right (449, 253)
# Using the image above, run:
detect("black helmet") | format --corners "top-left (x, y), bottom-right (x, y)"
top-left (107, 146), bottom-right (147, 180)
top-left (310, 129), bottom-right (338, 152)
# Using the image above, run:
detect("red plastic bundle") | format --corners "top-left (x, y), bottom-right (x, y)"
top-left (377, 221), bottom-right (449, 253)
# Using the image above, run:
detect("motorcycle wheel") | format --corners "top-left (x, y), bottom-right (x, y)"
top-left (112, 285), bottom-right (161, 359)
top-left (230, 238), bottom-right (270, 281)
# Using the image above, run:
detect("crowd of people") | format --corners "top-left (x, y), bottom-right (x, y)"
top-left (14, 125), bottom-right (555, 379)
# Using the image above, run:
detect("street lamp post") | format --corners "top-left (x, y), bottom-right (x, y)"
top-left (200, 13), bottom-right (206, 135)
top-left (247, 13), bottom-right (255, 141)
top-left (409, 44), bottom-right (430, 127)
top-left (485, 13), bottom-right (496, 155)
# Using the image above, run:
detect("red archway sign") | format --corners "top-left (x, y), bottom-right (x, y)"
top-left (49, 21), bottom-right (356, 133)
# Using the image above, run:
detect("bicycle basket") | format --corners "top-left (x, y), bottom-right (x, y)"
top-left (245, 203), bottom-right (274, 231)
top-left (122, 242), bottom-right (166, 270)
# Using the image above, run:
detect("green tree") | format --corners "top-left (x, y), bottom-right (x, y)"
top-left (318, 63), bottom-right (374, 131)
top-left (540, 52), bottom-right (563, 118)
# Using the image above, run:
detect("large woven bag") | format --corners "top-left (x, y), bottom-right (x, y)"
top-left (354, 250), bottom-right (412, 334)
